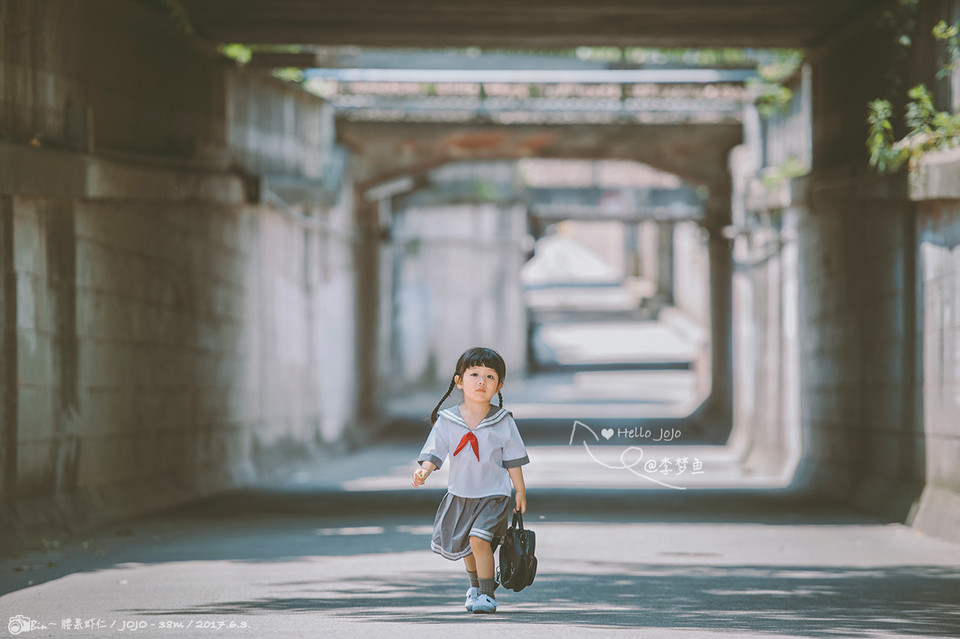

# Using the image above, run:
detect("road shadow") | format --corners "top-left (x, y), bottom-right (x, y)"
top-left (0, 488), bottom-right (904, 596)
top-left (120, 562), bottom-right (960, 637)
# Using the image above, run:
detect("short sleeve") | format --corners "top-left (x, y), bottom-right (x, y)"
top-left (417, 420), bottom-right (450, 469)
top-left (501, 415), bottom-right (529, 468)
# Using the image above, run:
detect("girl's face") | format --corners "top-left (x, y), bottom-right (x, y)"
top-left (456, 365), bottom-right (502, 403)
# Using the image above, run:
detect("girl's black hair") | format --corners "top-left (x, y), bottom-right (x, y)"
top-left (430, 347), bottom-right (506, 425)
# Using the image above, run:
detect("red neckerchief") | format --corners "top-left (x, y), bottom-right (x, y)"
top-left (454, 431), bottom-right (480, 461)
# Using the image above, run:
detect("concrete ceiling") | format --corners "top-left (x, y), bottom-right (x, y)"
top-left (172, 0), bottom-right (872, 49)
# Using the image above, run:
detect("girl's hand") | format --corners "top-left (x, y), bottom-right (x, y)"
top-left (508, 466), bottom-right (527, 513)
top-left (412, 468), bottom-right (429, 488)
top-left (514, 493), bottom-right (527, 514)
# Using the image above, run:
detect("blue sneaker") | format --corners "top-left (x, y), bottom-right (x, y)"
top-left (464, 587), bottom-right (479, 611)
top-left (472, 594), bottom-right (497, 614)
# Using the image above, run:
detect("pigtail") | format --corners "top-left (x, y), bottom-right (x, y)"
top-left (430, 376), bottom-right (457, 425)
top-left (498, 391), bottom-right (503, 408)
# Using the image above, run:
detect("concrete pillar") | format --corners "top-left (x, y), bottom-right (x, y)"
top-left (0, 197), bottom-right (16, 501)
top-left (45, 202), bottom-right (81, 494)
top-left (353, 190), bottom-right (384, 435)
top-left (705, 196), bottom-right (734, 430)
top-left (623, 221), bottom-right (640, 278)
top-left (656, 222), bottom-right (675, 303)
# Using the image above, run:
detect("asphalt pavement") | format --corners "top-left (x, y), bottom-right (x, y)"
top-left (2, 441), bottom-right (960, 639)
top-left (3, 314), bottom-right (959, 638)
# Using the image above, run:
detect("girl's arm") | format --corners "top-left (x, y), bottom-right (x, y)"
top-left (508, 466), bottom-right (526, 513)
top-left (412, 460), bottom-right (438, 487)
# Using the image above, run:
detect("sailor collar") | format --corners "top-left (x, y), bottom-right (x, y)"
top-left (439, 406), bottom-right (510, 430)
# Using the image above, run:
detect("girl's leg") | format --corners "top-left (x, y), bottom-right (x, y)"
top-left (463, 554), bottom-right (480, 586)
top-left (462, 552), bottom-right (480, 611)
top-left (468, 536), bottom-right (495, 579)
top-left (469, 536), bottom-right (498, 612)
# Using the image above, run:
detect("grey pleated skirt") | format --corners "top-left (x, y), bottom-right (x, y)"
top-left (430, 493), bottom-right (511, 561)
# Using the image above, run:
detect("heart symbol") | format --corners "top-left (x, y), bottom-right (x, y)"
top-left (601, 428), bottom-right (614, 440)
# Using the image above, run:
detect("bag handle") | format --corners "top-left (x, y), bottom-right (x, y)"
top-left (512, 510), bottom-right (525, 530)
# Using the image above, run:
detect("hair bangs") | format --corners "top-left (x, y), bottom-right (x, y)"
top-left (458, 347), bottom-right (506, 380)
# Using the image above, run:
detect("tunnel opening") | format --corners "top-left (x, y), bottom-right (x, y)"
top-left (310, 52), bottom-right (804, 493)
top-left (375, 158), bottom-right (714, 426)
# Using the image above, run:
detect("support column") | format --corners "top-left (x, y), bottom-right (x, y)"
top-left (704, 195), bottom-right (734, 432)
top-left (623, 221), bottom-right (640, 278)
top-left (0, 197), bottom-right (17, 501)
top-left (46, 201), bottom-right (80, 493)
top-left (656, 222), bottom-right (675, 304)
top-left (353, 190), bottom-right (384, 438)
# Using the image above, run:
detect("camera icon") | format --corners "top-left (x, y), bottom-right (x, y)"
top-left (8, 615), bottom-right (31, 636)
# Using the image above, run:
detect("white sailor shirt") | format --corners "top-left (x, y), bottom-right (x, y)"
top-left (417, 406), bottom-right (530, 498)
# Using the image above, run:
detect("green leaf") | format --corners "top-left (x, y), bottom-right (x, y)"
top-left (219, 44), bottom-right (252, 65)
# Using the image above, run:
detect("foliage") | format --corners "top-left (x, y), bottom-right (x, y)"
top-left (218, 45), bottom-right (307, 85)
top-left (219, 44), bottom-right (252, 65)
top-left (272, 68), bottom-right (305, 83)
top-left (933, 19), bottom-right (960, 79)
top-left (749, 79), bottom-right (794, 117)
top-left (867, 98), bottom-right (911, 172)
top-left (759, 157), bottom-right (810, 189)
top-left (745, 50), bottom-right (803, 117)
top-left (867, 20), bottom-right (960, 173)
top-left (471, 180), bottom-right (502, 203)
top-left (755, 50), bottom-right (804, 82)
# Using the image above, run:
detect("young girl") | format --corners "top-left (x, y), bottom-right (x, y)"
top-left (412, 347), bottom-right (529, 614)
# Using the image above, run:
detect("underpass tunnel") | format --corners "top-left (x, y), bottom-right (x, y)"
top-left (341, 99), bottom-right (745, 446)
top-left (349, 124), bottom-right (757, 494)
top-left (1, 0), bottom-right (960, 561)
top-left (371, 157), bottom-right (726, 435)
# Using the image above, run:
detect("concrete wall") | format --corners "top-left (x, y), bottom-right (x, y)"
top-left (907, 150), bottom-right (960, 540)
top-left (732, 0), bottom-right (960, 541)
top-left (384, 202), bottom-right (529, 393)
top-left (561, 220), bottom-right (628, 277)
top-left (729, 72), bottom-right (808, 481)
top-left (737, 173), bottom-right (924, 521)
top-left (1, 0), bottom-right (226, 158)
top-left (728, 202), bottom-right (802, 479)
top-left (796, 3), bottom-right (960, 537)
top-left (673, 222), bottom-right (710, 326)
top-left (0, 0), bottom-right (358, 549)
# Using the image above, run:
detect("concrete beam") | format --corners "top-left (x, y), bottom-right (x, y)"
top-left (339, 121), bottom-right (742, 191)
top-left (169, 0), bottom-right (870, 49)
top-left (0, 144), bottom-right (248, 205)
top-left (530, 203), bottom-right (703, 223)
top-left (909, 147), bottom-right (960, 201)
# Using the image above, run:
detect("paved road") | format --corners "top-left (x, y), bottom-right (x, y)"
top-left (390, 312), bottom-right (707, 428)
top-left (2, 445), bottom-right (959, 639)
